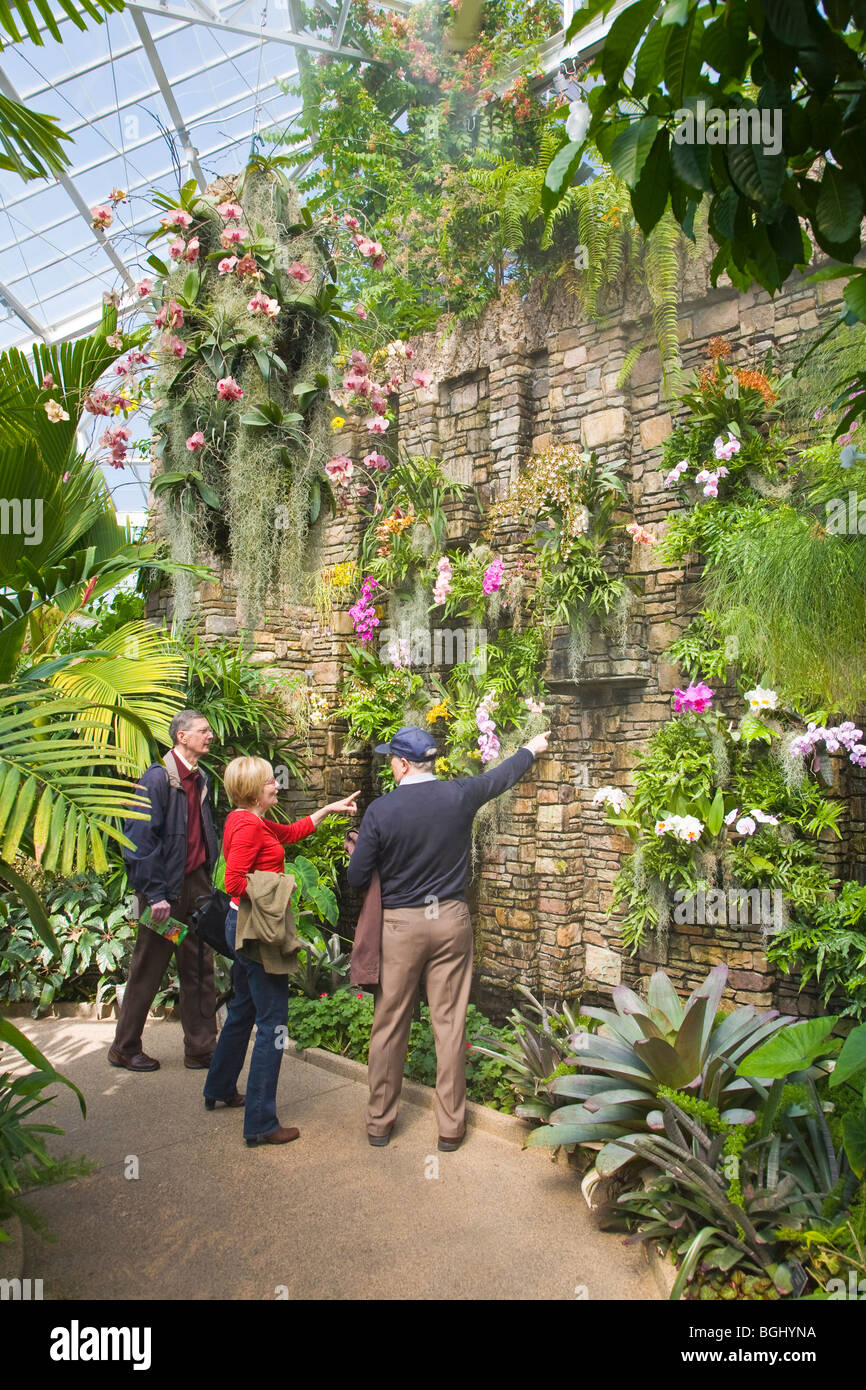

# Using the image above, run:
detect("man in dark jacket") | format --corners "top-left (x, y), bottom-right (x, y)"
top-left (347, 723), bottom-right (550, 1149)
top-left (109, 709), bottom-right (220, 1072)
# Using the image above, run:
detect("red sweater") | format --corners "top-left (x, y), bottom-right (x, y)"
top-left (223, 809), bottom-right (316, 903)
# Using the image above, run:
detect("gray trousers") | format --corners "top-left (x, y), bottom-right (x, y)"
top-left (365, 898), bottom-right (474, 1140)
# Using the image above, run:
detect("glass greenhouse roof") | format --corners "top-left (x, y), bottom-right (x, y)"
top-left (0, 0), bottom-right (622, 517)
top-left (0, 0), bottom-right (400, 355)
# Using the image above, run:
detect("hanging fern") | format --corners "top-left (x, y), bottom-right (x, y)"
top-left (642, 210), bottom-right (683, 389)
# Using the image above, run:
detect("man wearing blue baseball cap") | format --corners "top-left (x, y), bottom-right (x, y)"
top-left (346, 722), bottom-right (550, 1150)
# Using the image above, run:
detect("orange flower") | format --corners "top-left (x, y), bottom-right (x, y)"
top-left (704, 337), bottom-right (733, 361)
top-left (735, 368), bottom-right (777, 406)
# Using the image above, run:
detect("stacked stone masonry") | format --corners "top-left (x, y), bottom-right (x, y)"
top-left (153, 257), bottom-right (865, 1021)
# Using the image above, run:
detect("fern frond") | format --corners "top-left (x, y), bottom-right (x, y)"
top-left (642, 210), bottom-right (683, 384)
top-left (617, 340), bottom-right (648, 389)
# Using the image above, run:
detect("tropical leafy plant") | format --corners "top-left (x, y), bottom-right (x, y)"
top-left (610, 1088), bottom-right (841, 1299)
top-left (525, 964), bottom-right (791, 1172)
top-left (289, 932), bottom-right (351, 1000)
top-left (739, 1015), bottom-right (866, 1181)
top-left (768, 886), bottom-right (866, 1021)
top-left (0, 871), bottom-right (136, 1016)
top-left (472, 985), bottom-right (585, 1121)
top-left (0, 1014), bottom-right (86, 1240)
top-left (177, 627), bottom-right (308, 818)
top-left (548, 0), bottom-right (866, 362)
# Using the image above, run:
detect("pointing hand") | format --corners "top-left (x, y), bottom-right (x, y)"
top-left (527, 730), bottom-right (551, 757)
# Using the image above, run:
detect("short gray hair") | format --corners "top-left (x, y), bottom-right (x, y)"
top-left (169, 709), bottom-right (207, 744)
top-left (406, 757), bottom-right (436, 774)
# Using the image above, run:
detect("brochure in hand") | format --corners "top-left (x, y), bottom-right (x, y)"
top-left (139, 905), bottom-right (189, 945)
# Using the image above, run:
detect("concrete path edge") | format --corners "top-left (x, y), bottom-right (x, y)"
top-left (294, 1044), bottom-right (535, 1145)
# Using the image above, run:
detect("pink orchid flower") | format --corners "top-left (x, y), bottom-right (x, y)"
top-left (217, 376), bottom-right (243, 401)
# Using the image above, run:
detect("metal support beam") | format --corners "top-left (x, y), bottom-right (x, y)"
top-left (130, 10), bottom-right (208, 189)
top-left (124, 1), bottom-right (368, 59)
top-left (334, 0), bottom-right (351, 50)
top-left (0, 280), bottom-right (52, 343)
top-left (0, 66), bottom-right (136, 291)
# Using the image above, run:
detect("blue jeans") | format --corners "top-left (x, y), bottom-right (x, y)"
top-left (204, 908), bottom-right (289, 1141)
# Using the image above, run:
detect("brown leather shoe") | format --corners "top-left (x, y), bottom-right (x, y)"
top-left (438, 1132), bottom-right (465, 1152)
top-left (184, 1054), bottom-right (214, 1070)
top-left (204, 1092), bottom-right (245, 1110)
top-left (108, 1046), bottom-right (160, 1072)
top-left (246, 1126), bottom-right (300, 1147)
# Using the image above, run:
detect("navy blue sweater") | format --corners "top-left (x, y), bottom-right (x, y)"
top-left (346, 747), bottom-right (535, 908)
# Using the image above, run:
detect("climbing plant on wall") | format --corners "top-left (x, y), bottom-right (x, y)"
top-left (321, 438), bottom-right (642, 787)
top-left (143, 166), bottom-right (444, 630)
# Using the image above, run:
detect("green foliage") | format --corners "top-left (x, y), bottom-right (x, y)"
top-left (704, 500), bottom-right (866, 711)
top-left (148, 169), bottom-right (338, 627)
top-left (286, 988), bottom-right (374, 1060)
top-left (54, 588), bottom-right (146, 654)
top-left (0, 0), bottom-right (125, 182)
top-left (557, 0), bottom-right (866, 359)
top-left (525, 963), bottom-right (784, 1174)
top-left (270, 3), bottom-right (686, 369)
top-left (177, 626), bottom-right (308, 818)
top-left (287, 818), bottom-right (348, 894)
top-left (284, 853), bottom-right (338, 935)
top-left (472, 985), bottom-right (585, 1121)
top-left (602, 694), bottom-right (845, 953)
top-left (289, 932), bottom-right (351, 1001)
top-left (0, 1014), bottom-right (88, 1239)
top-left (339, 644), bottom-right (425, 753)
top-left (664, 612), bottom-right (735, 685)
top-left (285, 988), bottom-right (517, 1110)
top-left (768, 885), bottom-right (866, 1020)
top-left (609, 1092), bottom-right (835, 1299)
top-left (0, 872), bottom-right (135, 1016)
top-left (276, 0), bottom-right (562, 334)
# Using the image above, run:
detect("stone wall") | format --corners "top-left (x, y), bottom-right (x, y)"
top-left (152, 252), bottom-right (864, 1020)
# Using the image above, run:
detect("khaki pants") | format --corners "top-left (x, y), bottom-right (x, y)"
top-left (366, 898), bottom-right (474, 1140)
top-left (113, 865), bottom-right (217, 1060)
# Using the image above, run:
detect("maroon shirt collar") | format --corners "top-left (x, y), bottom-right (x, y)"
top-left (172, 749), bottom-right (200, 784)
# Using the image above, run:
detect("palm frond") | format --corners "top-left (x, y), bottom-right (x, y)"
top-left (0, 92), bottom-right (72, 182)
top-left (0, 307), bottom-right (147, 474)
top-left (0, 0), bottom-right (125, 48)
top-left (0, 689), bottom-right (150, 874)
top-left (48, 621), bottom-right (185, 771)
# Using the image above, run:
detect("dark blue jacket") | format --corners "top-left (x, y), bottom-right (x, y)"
top-left (346, 747), bottom-right (535, 908)
top-left (123, 753), bottom-right (219, 905)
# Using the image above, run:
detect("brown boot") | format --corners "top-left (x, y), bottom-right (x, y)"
top-left (246, 1126), bottom-right (300, 1147)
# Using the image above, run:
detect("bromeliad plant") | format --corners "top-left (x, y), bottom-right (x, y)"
top-left (525, 964), bottom-right (790, 1173)
top-left (472, 985), bottom-right (585, 1122)
top-left (610, 1085), bottom-right (843, 1300)
top-left (522, 966), bottom-right (853, 1299)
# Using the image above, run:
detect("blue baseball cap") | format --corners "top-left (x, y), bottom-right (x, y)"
top-left (375, 726), bottom-right (439, 761)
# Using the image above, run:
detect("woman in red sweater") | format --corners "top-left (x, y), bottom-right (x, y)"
top-left (204, 755), bottom-right (358, 1146)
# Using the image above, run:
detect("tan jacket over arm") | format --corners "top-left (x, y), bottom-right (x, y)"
top-left (235, 870), bottom-right (300, 974)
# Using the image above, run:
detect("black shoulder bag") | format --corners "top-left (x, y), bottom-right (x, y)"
top-left (189, 889), bottom-right (234, 1017)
